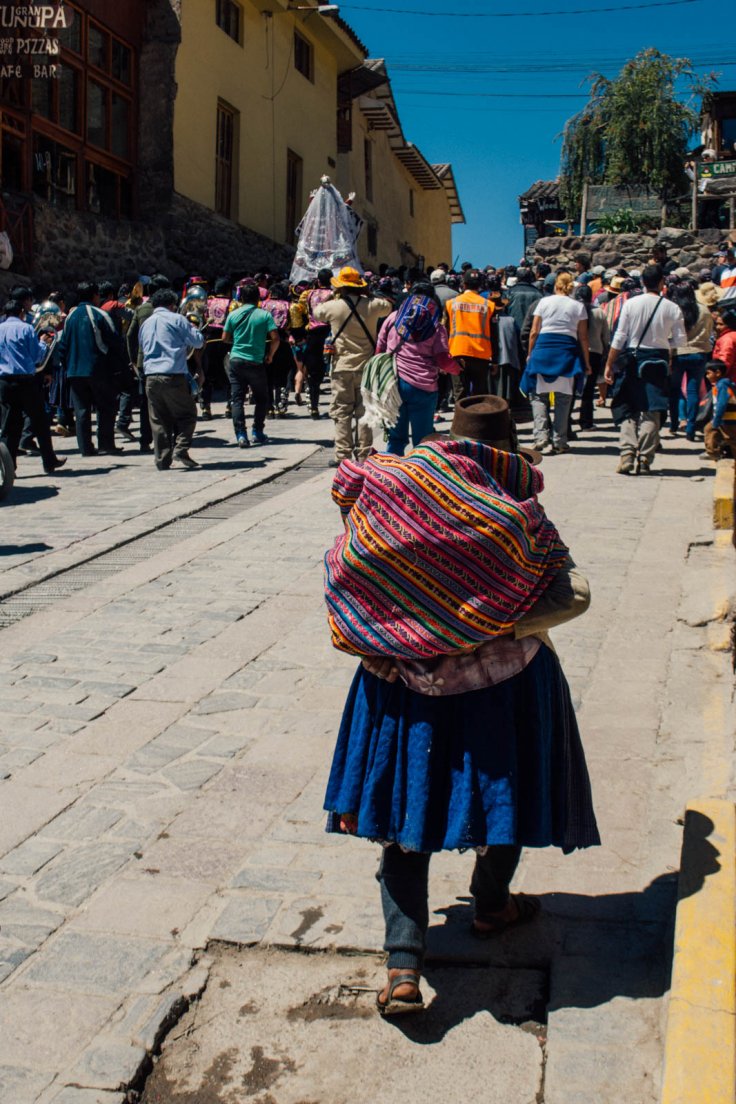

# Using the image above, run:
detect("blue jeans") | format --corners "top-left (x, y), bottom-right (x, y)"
top-left (669, 354), bottom-right (706, 436)
top-left (386, 378), bottom-right (437, 456)
top-left (378, 843), bottom-right (522, 970)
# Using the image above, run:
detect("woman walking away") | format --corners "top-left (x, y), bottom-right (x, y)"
top-left (666, 282), bottom-right (714, 441)
top-left (574, 284), bottom-right (610, 431)
top-left (323, 395), bottom-right (599, 1016)
top-left (374, 283), bottom-right (460, 455)
top-left (521, 272), bottom-right (591, 454)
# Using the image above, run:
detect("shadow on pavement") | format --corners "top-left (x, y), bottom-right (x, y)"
top-left (200, 459), bottom-right (268, 471)
top-left (557, 444), bottom-right (619, 456)
top-left (0, 541), bottom-right (53, 553)
top-left (48, 466), bottom-right (116, 478)
top-left (2, 484), bottom-right (59, 505)
top-left (389, 821), bottom-right (719, 1042)
top-left (191, 432), bottom-right (231, 447)
top-left (655, 466), bottom-right (715, 478)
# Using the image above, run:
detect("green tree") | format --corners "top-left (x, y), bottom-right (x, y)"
top-left (559, 49), bottom-right (713, 220)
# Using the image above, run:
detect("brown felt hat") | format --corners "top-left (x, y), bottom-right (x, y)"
top-left (449, 395), bottom-right (542, 465)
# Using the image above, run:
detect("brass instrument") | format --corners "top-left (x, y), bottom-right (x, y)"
top-left (179, 285), bottom-right (208, 360)
top-left (32, 300), bottom-right (63, 372)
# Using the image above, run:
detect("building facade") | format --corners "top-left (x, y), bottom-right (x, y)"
top-left (335, 60), bottom-right (463, 270)
top-left (0, 0), bottom-right (462, 289)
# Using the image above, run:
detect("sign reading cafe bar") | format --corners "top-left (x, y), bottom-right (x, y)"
top-left (0, 4), bottom-right (73, 80)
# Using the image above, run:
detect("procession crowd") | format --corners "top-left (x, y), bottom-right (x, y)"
top-left (2, 237), bottom-right (735, 1022)
top-left (1, 238), bottom-right (736, 481)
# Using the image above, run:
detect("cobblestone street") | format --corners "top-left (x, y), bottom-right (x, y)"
top-left (0, 404), bottom-right (733, 1104)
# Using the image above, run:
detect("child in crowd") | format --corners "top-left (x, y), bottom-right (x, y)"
top-left (703, 359), bottom-right (736, 460)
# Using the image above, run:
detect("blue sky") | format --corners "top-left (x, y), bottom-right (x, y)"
top-left (336, 0), bottom-right (735, 265)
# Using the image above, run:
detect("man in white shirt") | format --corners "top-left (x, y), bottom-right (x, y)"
top-left (603, 265), bottom-right (686, 475)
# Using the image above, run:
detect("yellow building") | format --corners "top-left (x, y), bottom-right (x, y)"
top-left (172, 3), bottom-right (463, 270)
top-left (0, 0), bottom-right (461, 286)
top-left (336, 60), bottom-right (465, 269)
top-left (173, 0), bottom-right (366, 252)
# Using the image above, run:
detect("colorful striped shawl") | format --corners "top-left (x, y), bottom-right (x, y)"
top-left (324, 439), bottom-right (568, 659)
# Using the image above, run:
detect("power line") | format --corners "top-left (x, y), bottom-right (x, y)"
top-left (384, 57), bottom-right (736, 74)
top-left (342, 0), bottom-right (703, 16)
top-left (392, 89), bottom-right (588, 97)
top-left (385, 43), bottom-right (731, 63)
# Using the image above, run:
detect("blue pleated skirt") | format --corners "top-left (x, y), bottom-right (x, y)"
top-left (324, 645), bottom-right (600, 854)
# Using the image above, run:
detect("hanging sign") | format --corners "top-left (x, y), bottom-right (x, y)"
top-left (699, 160), bottom-right (736, 179)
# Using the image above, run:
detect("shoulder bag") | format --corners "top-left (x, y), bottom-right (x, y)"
top-left (617, 296), bottom-right (663, 377)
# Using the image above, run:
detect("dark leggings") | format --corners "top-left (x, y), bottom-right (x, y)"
top-left (578, 351), bottom-right (602, 428)
top-left (267, 336), bottom-right (295, 409)
top-left (377, 843), bottom-right (522, 970)
top-left (302, 328), bottom-right (328, 410)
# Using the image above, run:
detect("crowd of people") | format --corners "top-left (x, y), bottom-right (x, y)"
top-left (2, 236), bottom-right (735, 1021)
top-left (1, 237), bottom-right (735, 483)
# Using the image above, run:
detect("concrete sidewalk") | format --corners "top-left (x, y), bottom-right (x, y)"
top-left (0, 415), bottom-right (733, 1104)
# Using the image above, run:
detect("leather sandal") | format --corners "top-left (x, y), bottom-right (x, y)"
top-left (376, 972), bottom-right (424, 1017)
top-left (470, 893), bottom-right (541, 940)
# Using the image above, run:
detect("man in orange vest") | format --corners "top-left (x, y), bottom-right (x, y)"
top-left (446, 269), bottom-right (494, 400)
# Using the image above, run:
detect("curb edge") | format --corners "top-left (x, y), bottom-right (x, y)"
top-left (661, 798), bottom-right (736, 1104)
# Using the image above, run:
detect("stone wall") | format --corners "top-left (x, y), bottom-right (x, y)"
top-left (31, 201), bottom-right (167, 291)
top-left (24, 192), bottom-right (295, 293)
top-left (533, 227), bottom-right (725, 275)
top-left (164, 194), bottom-right (295, 278)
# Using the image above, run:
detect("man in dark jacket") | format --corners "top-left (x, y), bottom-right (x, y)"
top-left (57, 281), bottom-right (124, 457)
top-left (125, 274), bottom-right (171, 453)
top-left (506, 268), bottom-right (542, 336)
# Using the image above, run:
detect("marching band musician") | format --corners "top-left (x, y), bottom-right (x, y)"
top-left (298, 267), bottom-right (334, 420)
top-left (205, 278), bottom-right (234, 409)
top-left (180, 277), bottom-right (211, 418)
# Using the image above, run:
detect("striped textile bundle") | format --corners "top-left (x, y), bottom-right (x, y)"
top-left (360, 352), bottom-right (402, 433)
top-left (325, 438), bottom-right (568, 659)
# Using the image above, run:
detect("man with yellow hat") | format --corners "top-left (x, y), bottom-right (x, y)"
top-left (313, 267), bottom-right (391, 465)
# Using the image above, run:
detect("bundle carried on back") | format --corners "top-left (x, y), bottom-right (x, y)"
top-left (360, 293), bottom-right (442, 434)
top-left (325, 438), bottom-right (568, 659)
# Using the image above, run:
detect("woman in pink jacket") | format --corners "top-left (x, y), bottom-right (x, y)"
top-left (377, 283), bottom-right (460, 455)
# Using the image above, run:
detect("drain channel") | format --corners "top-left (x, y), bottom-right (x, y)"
top-left (0, 449), bottom-right (329, 630)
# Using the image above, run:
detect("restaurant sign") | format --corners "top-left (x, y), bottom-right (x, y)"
top-left (0, 4), bottom-right (72, 80)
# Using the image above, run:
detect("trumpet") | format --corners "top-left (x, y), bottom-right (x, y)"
top-left (32, 300), bottom-right (63, 372)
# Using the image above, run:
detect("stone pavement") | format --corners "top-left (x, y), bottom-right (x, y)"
top-left (0, 410), bottom-right (733, 1104)
top-left (0, 398), bottom-right (332, 597)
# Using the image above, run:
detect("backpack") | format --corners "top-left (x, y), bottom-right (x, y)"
top-left (393, 293), bottom-right (440, 343)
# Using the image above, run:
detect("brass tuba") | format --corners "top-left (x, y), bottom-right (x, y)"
top-left (179, 285), bottom-right (208, 360)
top-left (32, 300), bottom-right (63, 372)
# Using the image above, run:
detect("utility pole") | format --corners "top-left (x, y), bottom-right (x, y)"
top-left (580, 182), bottom-right (588, 237)
top-left (691, 162), bottom-right (698, 231)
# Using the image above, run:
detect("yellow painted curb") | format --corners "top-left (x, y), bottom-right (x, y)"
top-left (661, 800), bottom-right (736, 1104)
top-left (713, 459), bottom-right (735, 530)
